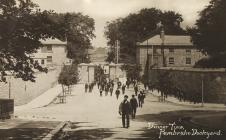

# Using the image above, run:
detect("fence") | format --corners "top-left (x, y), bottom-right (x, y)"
top-left (0, 99), bottom-right (14, 119)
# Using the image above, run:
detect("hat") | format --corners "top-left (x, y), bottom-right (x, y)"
top-left (124, 95), bottom-right (128, 98)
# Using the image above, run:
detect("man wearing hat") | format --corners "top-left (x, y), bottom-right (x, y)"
top-left (119, 95), bottom-right (132, 128)
top-left (130, 95), bottom-right (138, 119)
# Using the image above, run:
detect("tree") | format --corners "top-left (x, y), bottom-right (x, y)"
top-left (0, 0), bottom-right (63, 82)
top-left (104, 8), bottom-right (185, 63)
top-left (105, 51), bottom-right (115, 63)
top-left (94, 65), bottom-right (106, 83)
top-left (59, 13), bottom-right (95, 63)
top-left (189, 0), bottom-right (226, 56)
top-left (0, 0), bottom-right (95, 82)
top-left (121, 64), bottom-right (142, 82)
top-left (58, 64), bottom-right (79, 97)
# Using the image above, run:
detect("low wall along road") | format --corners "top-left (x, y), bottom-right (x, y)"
top-left (150, 68), bottom-right (226, 103)
top-left (0, 67), bottom-right (62, 106)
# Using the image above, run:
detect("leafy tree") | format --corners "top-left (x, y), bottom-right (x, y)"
top-left (59, 13), bottom-right (95, 63)
top-left (188, 0), bottom-right (226, 56)
top-left (105, 51), bottom-right (115, 63)
top-left (105, 8), bottom-right (185, 63)
top-left (0, 0), bottom-right (64, 82)
top-left (94, 65), bottom-right (106, 83)
top-left (0, 0), bottom-right (95, 82)
top-left (121, 64), bottom-right (142, 82)
top-left (58, 64), bottom-right (79, 96)
top-left (194, 55), bottom-right (226, 68)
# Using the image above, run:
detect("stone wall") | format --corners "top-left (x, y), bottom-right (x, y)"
top-left (150, 68), bottom-right (226, 103)
top-left (0, 67), bottom-right (62, 106)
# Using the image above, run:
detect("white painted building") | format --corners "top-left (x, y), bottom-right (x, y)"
top-left (30, 38), bottom-right (71, 68)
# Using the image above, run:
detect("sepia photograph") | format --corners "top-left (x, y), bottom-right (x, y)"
top-left (0, 0), bottom-right (226, 139)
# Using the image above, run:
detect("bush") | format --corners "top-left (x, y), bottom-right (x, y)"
top-left (194, 54), bottom-right (226, 68)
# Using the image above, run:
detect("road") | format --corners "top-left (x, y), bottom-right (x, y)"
top-left (15, 84), bottom-right (226, 139)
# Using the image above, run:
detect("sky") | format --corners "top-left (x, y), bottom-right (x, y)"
top-left (34, 0), bottom-right (210, 48)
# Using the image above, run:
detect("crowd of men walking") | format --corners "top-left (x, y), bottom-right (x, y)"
top-left (84, 79), bottom-right (146, 128)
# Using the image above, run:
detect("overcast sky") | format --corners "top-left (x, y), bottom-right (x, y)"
top-left (34, 0), bottom-right (210, 48)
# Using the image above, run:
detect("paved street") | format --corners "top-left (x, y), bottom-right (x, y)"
top-left (13, 84), bottom-right (226, 139)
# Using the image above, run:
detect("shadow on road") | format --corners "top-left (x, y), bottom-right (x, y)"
top-left (134, 110), bottom-right (226, 140)
top-left (54, 122), bottom-right (114, 140)
top-left (0, 120), bottom-right (60, 139)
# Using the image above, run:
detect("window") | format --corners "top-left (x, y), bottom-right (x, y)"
top-left (186, 57), bottom-right (191, 64)
top-left (169, 57), bottom-right (174, 64)
top-left (169, 48), bottom-right (174, 53)
top-left (186, 49), bottom-right (191, 54)
top-left (41, 59), bottom-right (45, 65)
top-left (41, 47), bottom-right (47, 53)
top-left (41, 45), bottom-right (52, 53)
top-left (153, 48), bottom-right (157, 54)
top-left (47, 45), bottom-right (52, 51)
top-left (47, 56), bottom-right (52, 63)
top-left (153, 57), bottom-right (158, 64)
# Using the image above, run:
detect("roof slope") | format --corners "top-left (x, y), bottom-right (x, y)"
top-left (40, 38), bottom-right (67, 45)
top-left (138, 35), bottom-right (193, 46)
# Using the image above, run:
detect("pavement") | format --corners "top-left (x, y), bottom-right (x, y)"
top-left (150, 89), bottom-right (226, 109)
top-left (1, 83), bottom-right (226, 139)
top-left (15, 84), bottom-right (62, 111)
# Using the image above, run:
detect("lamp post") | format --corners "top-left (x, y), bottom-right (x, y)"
top-left (9, 75), bottom-right (11, 99)
top-left (201, 73), bottom-right (204, 107)
top-left (88, 66), bottom-right (89, 83)
top-left (160, 28), bottom-right (165, 67)
top-left (143, 27), bottom-right (149, 85)
top-left (146, 39), bottom-right (149, 85)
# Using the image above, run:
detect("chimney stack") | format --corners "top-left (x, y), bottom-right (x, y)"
top-left (160, 28), bottom-right (165, 44)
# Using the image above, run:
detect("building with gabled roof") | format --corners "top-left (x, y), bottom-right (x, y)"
top-left (30, 38), bottom-right (71, 68)
top-left (136, 34), bottom-right (204, 73)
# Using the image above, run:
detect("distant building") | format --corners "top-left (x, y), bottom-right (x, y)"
top-left (30, 38), bottom-right (71, 67)
top-left (89, 47), bottom-right (108, 63)
top-left (136, 34), bottom-right (204, 73)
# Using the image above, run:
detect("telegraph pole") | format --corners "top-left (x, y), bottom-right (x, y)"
top-left (201, 74), bottom-right (204, 107)
top-left (116, 40), bottom-right (119, 64)
top-left (9, 76), bottom-right (11, 99)
top-left (146, 39), bottom-right (149, 85)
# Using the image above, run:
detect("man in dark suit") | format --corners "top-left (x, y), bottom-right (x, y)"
top-left (119, 95), bottom-right (131, 128)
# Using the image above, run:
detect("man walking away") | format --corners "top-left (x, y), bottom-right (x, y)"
top-left (122, 84), bottom-right (126, 94)
top-left (141, 91), bottom-right (146, 104)
top-left (126, 80), bottom-right (130, 89)
top-left (99, 89), bottom-right (103, 97)
top-left (130, 95), bottom-right (138, 119)
top-left (85, 83), bottom-right (88, 93)
top-left (115, 88), bottom-right (120, 100)
top-left (134, 85), bottom-right (138, 96)
top-left (110, 86), bottom-right (113, 96)
top-left (119, 95), bottom-right (131, 128)
top-left (89, 84), bottom-right (92, 93)
top-left (138, 92), bottom-right (142, 107)
top-left (117, 81), bottom-right (122, 89)
top-left (105, 85), bottom-right (109, 96)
